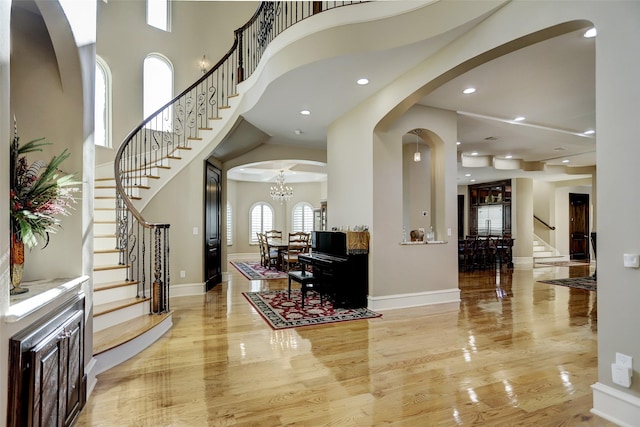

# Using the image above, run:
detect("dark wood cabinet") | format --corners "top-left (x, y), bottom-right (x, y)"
top-left (8, 294), bottom-right (85, 427)
top-left (468, 180), bottom-right (512, 237)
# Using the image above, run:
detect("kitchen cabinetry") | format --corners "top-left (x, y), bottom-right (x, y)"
top-left (468, 180), bottom-right (512, 236)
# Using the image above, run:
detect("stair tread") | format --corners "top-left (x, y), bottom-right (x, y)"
top-left (94, 248), bottom-right (119, 253)
top-left (94, 296), bottom-right (150, 317)
top-left (94, 263), bottom-right (127, 272)
top-left (94, 280), bottom-right (139, 292)
top-left (93, 311), bottom-right (172, 355)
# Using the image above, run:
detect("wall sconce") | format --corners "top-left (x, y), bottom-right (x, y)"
top-left (199, 55), bottom-right (208, 74)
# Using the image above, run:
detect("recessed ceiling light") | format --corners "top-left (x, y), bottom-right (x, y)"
top-left (471, 151), bottom-right (479, 156)
top-left (294, 129), bottom-right (303, 135)
top-left (465, 173), bottom-right (471, 177)
top-left (583, 129), bottom-right (595, 135)
top-left (356, 78), bottom-right (369, 85)
top-left (300, 109), bottom-right (311, 115)
top-left (470, 179), bottom-right (476, 182)
top-left (584, 28), bottom-right (597, 38)
top-left (463, 87), bottom-right (476, 95)
top-left (505, 155), bottom-right (513, 159)
top-left (562, 159), bottom-right (570, 163)
top-left (513, 116), bottom-right (525, 122)
top-left (456, 141), bottom-right (461, 145)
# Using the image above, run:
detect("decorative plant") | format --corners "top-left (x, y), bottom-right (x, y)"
top-left (9, 118), bottom-right (79, 249)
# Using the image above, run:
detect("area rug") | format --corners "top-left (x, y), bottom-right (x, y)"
top-left (242, 290), bottom-right (382, 329)
top-left (230, 261), bottom-right (288, 280)
top-left (537, 276), bottom-right (596, 292)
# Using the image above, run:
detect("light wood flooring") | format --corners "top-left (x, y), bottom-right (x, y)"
top-left (76, 262), bottom-right (614, 426)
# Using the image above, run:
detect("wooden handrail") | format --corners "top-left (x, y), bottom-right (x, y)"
top-left (534, 215), bottom-right (556, 230)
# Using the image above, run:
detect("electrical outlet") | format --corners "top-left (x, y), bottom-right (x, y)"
top-left (612, 363), bottom-right (632, 388)
top-left (180, 270), bottom-right (186, 278)
top-left (616, 352), bottom-right (633, 369)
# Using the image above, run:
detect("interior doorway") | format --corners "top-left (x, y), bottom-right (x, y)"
top-left (204, 161), bottom-right (222, 290)
top-left (569, 193), bottom-right (590, 260)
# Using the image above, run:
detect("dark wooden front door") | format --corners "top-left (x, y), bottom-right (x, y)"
top-left (569, 193), bottom-right (590, 260)
top-left (204, 161), bottom-right (222, 291)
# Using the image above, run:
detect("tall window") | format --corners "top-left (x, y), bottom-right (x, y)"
top-left (292, 202), bottom-right (314, 233)
top-left (226, 201), bottom-right (233, 246)
top-left (147, 0), bottom-right (170, 31)
top-left (95, 57), bottom-right (111, 147)
top-left (143, 54), bottom-right (173, 130)
top-left (250, 202), bottom-right (274, 244)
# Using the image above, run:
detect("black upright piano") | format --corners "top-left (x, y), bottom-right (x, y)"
top-left (298, 230), bottom-right (368, 308)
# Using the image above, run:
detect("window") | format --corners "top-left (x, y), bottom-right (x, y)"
top-left (250, 202), bottom-right (274, 244)
top-left (147, 0), bottom-right (170, 32)
top-left (292, 202), bottom-right (314, 233)
top-left (226, 201), bottom-right (233, 246)
top-left (143, 54), bottom-right (173, 130)
top-left (95, 57), bottom-right (111, 147)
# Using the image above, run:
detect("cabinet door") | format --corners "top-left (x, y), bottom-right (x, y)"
top-left (29, 310), bottom-right (83, 427)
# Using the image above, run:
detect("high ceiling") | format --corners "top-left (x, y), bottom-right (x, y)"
top-left (227, 14), bottom-right (595, 186)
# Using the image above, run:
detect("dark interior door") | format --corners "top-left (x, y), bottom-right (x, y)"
top-left (204, 161), bottom-right (222, 291)
top-left (569, 193), bottom-right (590, 260)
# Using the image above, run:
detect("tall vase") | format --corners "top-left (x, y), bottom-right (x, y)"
top-left (10, 233), bottom-right (28, 295)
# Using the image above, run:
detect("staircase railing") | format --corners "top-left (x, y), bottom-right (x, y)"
top-left (534, 215), bottom-right (555, 230)
top-left (113, 1), bottom-right (365, 314)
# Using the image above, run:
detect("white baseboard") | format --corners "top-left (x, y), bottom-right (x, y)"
top-left (592, 382), bottom-right (640, 427)
top-left (85, 357), bottom-right (98, 399)
top-left (171, 282), bottom-right (205, 297)
top-left (513, 256), bottom-right (533, 265)
top-left (368, 288), bottom-right (461, 311)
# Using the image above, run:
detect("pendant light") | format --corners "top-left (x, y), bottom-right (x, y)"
top-left (413, 132), bottom-right (421, 162)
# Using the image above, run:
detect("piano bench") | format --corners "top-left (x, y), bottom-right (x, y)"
top-left (288, 270), bottom-right (318, 308)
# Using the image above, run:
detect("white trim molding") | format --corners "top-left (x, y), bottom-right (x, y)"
top-left (592, 382), bottom-right (640, 427)
top-left (171, 282), bottom-right (206, 298)
top-left (368, 288), bottom-right (461, 311)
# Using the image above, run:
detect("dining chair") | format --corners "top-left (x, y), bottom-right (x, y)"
top-left (265, 230), bottom-right (282, 240)
top-left (281, 232), bottom-right (310, 272)
top-left (256, 232), bottom-right (268, 267)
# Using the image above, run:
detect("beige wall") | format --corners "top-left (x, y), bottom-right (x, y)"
top-left (10, 4), bottom-right (86, 282)
top-left (3, 0), bottom-right (640, 423)
top-left (95, 0), bottom-right (258, 165)
top-left (229, 181), bottom-right (323, 255)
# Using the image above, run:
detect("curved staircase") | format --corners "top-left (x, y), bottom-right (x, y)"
top-left (91, 1), bottom-right (370, 376)
top-left (92, 176), bottom-right (172, 374)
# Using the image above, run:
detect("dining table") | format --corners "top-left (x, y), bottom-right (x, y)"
top-left (266, 238), bottom-right (289, 270)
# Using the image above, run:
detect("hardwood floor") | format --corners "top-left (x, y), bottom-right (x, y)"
top-left (76, 262), bottom-right (614, 426)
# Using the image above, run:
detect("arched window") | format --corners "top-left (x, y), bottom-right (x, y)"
top-left (143, 54), bottom-right (173, 130)
top-left (250, 202), bottom-right (274, 244)
top-left (292, 202), bottom-right (314, 233)
top-left (226, 201), bottom-right (233, 246)
top-left (147, 0), bottom-right (171, 32)
top-left (95, 56), bottom-right (112, 147)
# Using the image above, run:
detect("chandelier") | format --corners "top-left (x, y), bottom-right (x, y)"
top-left (270, 170), bottom-right (293, 203)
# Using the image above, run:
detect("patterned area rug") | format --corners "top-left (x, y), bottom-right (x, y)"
top-left (230, 261), bottom-right (288, 280)
top-left (537, 276), bottom-right (596, 291)
top-left (243, 290), bottom-right (382, 329)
